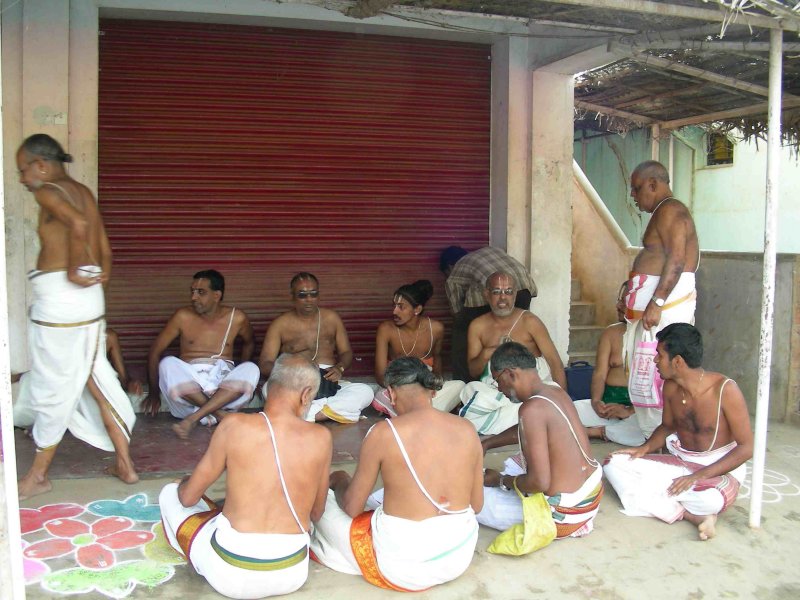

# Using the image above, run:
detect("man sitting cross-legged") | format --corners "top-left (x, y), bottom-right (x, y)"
top-left (479, 342), bottom-right (604, 539)
top-left (459, 271), bottom-right (566, 436)
top-left (159, 354), bottom-right (332, 599)
top-left (143, 269), bottom-right (259, 439)
top-left (311, 357), bottom-right (483, 592)
top-left (573, 282), bottom-right (646, 447)
top-left (258, 272), bottom-right (372, 423)
top-left (604, 323), bottom-right (753, 541)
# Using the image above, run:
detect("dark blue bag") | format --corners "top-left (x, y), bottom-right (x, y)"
top-left (565, 361), bottom-right (594, 401)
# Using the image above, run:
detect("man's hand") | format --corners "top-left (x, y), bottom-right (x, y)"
top-left (606, 404), bottom-right (635, 420)
top-left (642, 301), bottom-right (662, 330)
top-left (483, 468), bottom-right (501, 487)
top-left (323, 366), bottom-right (343, 383)
top-left (68, 268), bottom-right (108, 288)
top-left (591, 398), bottom-right (611, 419)
top-left (668, 474), bottom-right (698, 496)
top-left (142, 394), bottom-right (161, 417)
top-left (126, 379), bottom-right (144, 396)
top-left (612, 445), bottom-right (649, 460)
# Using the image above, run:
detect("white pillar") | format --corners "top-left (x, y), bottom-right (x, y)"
top-left (750, 27), bottom-right (783, 530)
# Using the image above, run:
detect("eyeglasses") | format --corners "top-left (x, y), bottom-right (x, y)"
top-left (490, 288), bottom-right (515, 296)
top-left (295, 290), bottom-right (319, 299)
top-left (493, 368), bottom-right (512, 381)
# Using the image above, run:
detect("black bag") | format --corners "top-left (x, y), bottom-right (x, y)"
top-left (316, 368), bottom-right (341, 399)
top-left (565, 361), bottom-right (594, 401)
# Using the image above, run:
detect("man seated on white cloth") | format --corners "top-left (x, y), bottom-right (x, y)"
top-left (604, 324), bottom-right (753, 541)
top-left (480, 342), bottom-right (604, 539)
top-left (459, 271), bottom-right (566, 438)
top-left (159, 354), bottom-right (332, 599)
top-left (14, 133), bottom-right (137, 500)
top-left (573, 283), bottom-right (645, 447)
top-left (372, 279), bottom-right (464, 417)
top-left (311, 357), bottom-right (483, 592)
top-left (624, 160), bottom-right (700, 437)
top-left (258, 272), bottom-right (372, 423)
top-left (143, 269), bottom-right (259, 439)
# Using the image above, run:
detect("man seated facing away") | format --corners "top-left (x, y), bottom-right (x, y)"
top-left (258, 272), bottom-right (372, 423)
top-left (311, 357), bottom-right (483, 592)
top-left (372, 279), bottom-right (464, 417)
top-left (143, 269), bottom-right (259, 439)
top-left (480, 342), bottom-right (604, 539)
top-left (459, 271), bottom-right (566, 436)
top-left (573, 283), bottom-right (645, 447)
top-left (159, 354), bottom-right (332, 599)
top-left (604, 324), bottom-right (753, 541)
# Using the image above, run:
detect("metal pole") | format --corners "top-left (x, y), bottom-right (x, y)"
top-left (749, 27), bottom-right (783, 529)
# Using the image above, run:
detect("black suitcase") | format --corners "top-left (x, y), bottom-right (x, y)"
top-left (565, 360), bottom-right (594, 401)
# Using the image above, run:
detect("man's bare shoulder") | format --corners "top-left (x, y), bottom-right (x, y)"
top-left (602, 322), bottom-right (625, 339)
top-left (268, 310), bottom-right (297, 330)
top-left (376, 320), bottom-right (394, 336)
top-left (653, 198), bottom-right (694, 227)
top-left (469, 312), bottom-right (494, 329)
top-left (320, 307), bottom-right (344, 324)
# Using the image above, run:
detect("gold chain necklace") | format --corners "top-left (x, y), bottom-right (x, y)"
top-left (397, 319), bottom-right (422, 356)
top-left (681, 368), bottom-right (705, 405)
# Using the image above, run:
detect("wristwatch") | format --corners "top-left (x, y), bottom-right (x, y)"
top-left (651, 297), bottom-right (666, 307)
top-left (499, 476), bottom-right (513, 492)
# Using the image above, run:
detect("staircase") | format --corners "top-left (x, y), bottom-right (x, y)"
top-left (568, 278), bottom-right (604, 365)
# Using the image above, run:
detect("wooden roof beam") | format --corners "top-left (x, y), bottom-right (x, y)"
top-left (549, 0), bottom-right (800, 33)
top-left (659, 98), bottom-right (800, 129)
top-left (574, 100), bottom-right (655, 124)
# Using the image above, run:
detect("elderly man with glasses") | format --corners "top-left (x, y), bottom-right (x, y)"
top-left (458, 272), bottom-right (566, 442)
top-left (258, 272), bottom-right (372, 423)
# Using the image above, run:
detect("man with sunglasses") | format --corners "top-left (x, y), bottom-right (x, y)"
top-left (458, 272), bottom-right (566, 438)
top-left (258, 272), bottom-right (372, 423)
top-left (144, 269), bottom-right (260, 439)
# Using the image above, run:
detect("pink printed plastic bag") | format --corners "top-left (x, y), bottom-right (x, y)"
top-left (628, 330), bottom-right (664, 409)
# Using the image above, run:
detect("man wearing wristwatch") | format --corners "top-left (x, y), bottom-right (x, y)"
top-left (258, 272), bottom-right (372, 423)
top-left (625, 160), bottom-right (700, 437)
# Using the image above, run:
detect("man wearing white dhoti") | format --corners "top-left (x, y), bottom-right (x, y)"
top-left (459, 272), bottom-right (566, 441)
top-left (479, 343), bottom-right (604, 539)
top-left (604, 324), bottom-right (753, 541)
top-left (259, 273), bottom-right (372, 423)
top-left (623, 160), bottom-right (700, 438)
top-left (144, 269), bottom-right (259, 439)
top-left (159, 354), bottom-right (332, 599)
top-left (13, 134), bottom-right (138, 499)
top-left (311, 357), bottom-right (483, 591)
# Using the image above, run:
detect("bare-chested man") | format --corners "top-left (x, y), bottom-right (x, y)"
top-left (159, 354), bottom-right (332, 597)
top-left (572, 283), bottom-right (646, 447)
top-left (311, 357), bottom-right (483, 591)
top-left (458, 271), bottom-right (566, 436)
top-left (258, 272), bottom-right (372, 423)
top-left (604, 324), bottom-right (753, 541)
top-left (13, 134), bottom-right (137, 499)
top-left (625, 160), bottom-right (700, 436)
top-left (144, 269), bottom-right (259, 439)
top-left (479, 342), bottom-right (604, 539)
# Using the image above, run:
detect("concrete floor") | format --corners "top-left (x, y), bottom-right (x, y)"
top-left (13, 416), bottom-right (800, 600)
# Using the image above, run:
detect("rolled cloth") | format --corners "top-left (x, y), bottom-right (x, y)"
top-left (14, 268), bottom-right (135, 451)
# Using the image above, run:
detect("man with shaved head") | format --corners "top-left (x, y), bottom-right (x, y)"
top-left (458, 271), bottom-right (566, 438)
top-left (624, 160), bottom-right (700, 439)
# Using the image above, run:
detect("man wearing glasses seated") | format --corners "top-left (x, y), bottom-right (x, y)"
top-left (258, 272), bottom-right (372, 423)
top-left (459, 272), bottom-right (566, 441)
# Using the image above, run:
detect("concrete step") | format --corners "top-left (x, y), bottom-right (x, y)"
top-left (571, 278), bottom-right (581, 301)
top-left (570, 300), bottom-right (596, 326)
top-left (568, 325), bottom-right (605, 355)
top-left (567, 351), bottom-right (595, 366)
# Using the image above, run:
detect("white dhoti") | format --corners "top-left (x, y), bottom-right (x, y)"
top-left (573, 399), bottom-right (646, 447)
top-left (13, 269), bottom-right (135, 451)
top-left (263, 364), bottom-right (372, 423)
top-left (159, 483), bottom-right (309, 599)
top-left (603, 434), bottom-right (745, 524)
top-left (458, 357), bottom-right (555, 435)
top-left (372, 380), bottom-right (465, 417)
top-left (311, 489), bottom-right (478, 591)
top-left (623, 272), bottom-right (697, 438)
top-left (476, 457), bottom-right (604, 538)
top-left (159, 356), bottom-right (259, 423)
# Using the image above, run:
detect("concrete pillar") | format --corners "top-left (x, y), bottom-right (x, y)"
top-left (69, 0), bottom-right (100, 189)
top-left (491, 37), bottom-right (531, 264)
top-left (529, 69), bottom-right (574, 358)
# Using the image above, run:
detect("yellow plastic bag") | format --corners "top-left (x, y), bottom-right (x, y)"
top-left (486, 479), bottom-right (557, 556)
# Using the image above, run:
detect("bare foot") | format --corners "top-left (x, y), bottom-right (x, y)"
top-left (697, 515), bottom-right (717, 541)
top-left (172, 419), bottom-right (197, 440)
top-left (18, 475), bottom-right (52, 500)
top-left (106, 460), bottom-right (139, 485)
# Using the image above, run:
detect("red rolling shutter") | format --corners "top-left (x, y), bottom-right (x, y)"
top-left (98, 19), bottom-right (490, 378)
